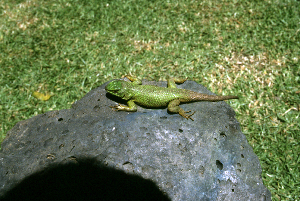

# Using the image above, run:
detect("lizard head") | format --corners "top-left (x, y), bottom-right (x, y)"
top-left (105, 80), bottom-right (128, 99)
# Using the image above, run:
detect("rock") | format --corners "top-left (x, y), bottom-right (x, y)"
top-left (0, 79), bottom-right (271, 200)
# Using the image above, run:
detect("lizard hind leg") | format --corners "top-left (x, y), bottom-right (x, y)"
top-left (167, 78), bottom-right (187, 88)
top-left (167, 99), bottom-right (195, 121)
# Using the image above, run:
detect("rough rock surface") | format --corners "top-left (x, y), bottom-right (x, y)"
top-left (0, 79), bottom-right (271, 200)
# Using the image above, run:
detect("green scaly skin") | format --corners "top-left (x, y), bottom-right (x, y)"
top-left (105, 76), bottom-right (239, 120)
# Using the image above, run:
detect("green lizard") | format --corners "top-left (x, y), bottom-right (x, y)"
top-left (105, 76), bottom-right (238, 120)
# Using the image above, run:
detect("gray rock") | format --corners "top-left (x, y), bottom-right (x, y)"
top-left (0, 79), bottom-right (271, 200)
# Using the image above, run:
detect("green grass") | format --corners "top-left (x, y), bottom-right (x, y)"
top-left (0, 0), bottom-right (299, 200)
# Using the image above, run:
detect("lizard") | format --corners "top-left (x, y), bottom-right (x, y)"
top-left (105, 76), bottom-right (239, 121)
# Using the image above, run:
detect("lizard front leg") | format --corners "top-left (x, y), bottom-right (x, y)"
top-left (110, 100), bottom-right (137, 112)
top-left (167, 99), bottom-right (195, 121)
top-left (125, 75), bottom-right (142, 85)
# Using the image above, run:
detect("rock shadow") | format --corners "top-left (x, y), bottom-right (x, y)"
top-left (0, 157), bottom-right (170, 201)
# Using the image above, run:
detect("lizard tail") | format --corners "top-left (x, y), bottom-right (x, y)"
top-left (185, 91), bottom-right (239, 102)
top-left (199, 95), bottom-right (239, 101)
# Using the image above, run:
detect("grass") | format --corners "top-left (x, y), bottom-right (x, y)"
top-left (0, 0), bottom-right (299, 200)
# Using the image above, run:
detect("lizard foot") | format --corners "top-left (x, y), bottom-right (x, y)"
top-left (109, 103), bottom-right (137, 112)
top-left (179, 110), bottom-right (196, 121)
top-left (109, 104), bottom-right (128, 111)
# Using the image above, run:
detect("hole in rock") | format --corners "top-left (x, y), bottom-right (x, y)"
top-left (220, 132), bottom-right (226, 138)
top-left (123, 161), bottom-right (135, 172)
top-left (46, 154), bottom-right (55, 160)
top-left (216, 160), bottom-right (223, 170)
top-left (123, 161), bottom-right (132, 165)
top-left (198, 166), bottom-right (205, 175)
top-left (68, 156), bottom-right (77, 161)
top-left (93, 105), bottom-right (101, 112)
top-left (241, 154), bottom-right (244, 158)
top-left (260, 194), bottom-right (266, 201)
top-left (58, 118), bottom-right (63, 121)
top-left (62, 130), bottom-right (69, 134)
top-left (178, 129), bottom-right (183, 133)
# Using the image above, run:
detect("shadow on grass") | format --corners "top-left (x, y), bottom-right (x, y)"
top-left (0, 157), bottom-right (171, 201)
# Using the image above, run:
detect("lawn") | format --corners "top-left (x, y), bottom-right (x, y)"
top-left (0, 0), bottom-right (299, 200)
